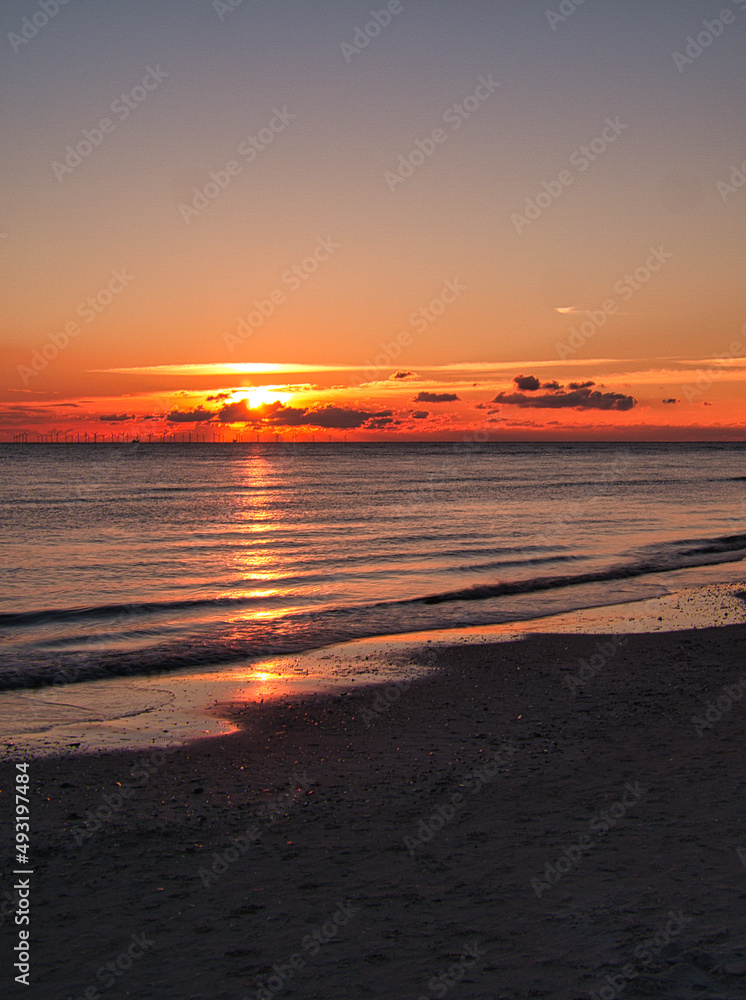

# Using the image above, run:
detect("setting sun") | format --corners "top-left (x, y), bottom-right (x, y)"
top-left (243, 387), bottom-right (293, 409)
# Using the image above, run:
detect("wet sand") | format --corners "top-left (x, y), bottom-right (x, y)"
top-left (4, 585), bottom-right (746, 999)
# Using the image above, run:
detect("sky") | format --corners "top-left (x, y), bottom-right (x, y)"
top-left (1, 0), bottom-right (745, 441)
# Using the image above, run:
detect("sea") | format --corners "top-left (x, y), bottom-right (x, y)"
top-left (1, 441), bottom-right (745, 691)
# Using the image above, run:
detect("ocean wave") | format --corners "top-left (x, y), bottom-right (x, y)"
top-left (404, 532), bottom-right (746, 606)
top-left (1, 530), bottom-right (744, 693)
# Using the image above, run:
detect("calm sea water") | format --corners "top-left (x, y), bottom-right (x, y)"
top-left (1, 442), bottom-right (745, 690)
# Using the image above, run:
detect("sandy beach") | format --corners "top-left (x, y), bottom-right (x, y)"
top-left (4, 585), bottom-right (746, 1000)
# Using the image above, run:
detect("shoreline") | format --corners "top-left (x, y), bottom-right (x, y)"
top-left (3, 581), bottom-right (745, 759)
top-left (11, 580), bottom-right (746, 998)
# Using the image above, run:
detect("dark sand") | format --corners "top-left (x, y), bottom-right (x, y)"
top-left (4, 619), bottom-right (746, 1000)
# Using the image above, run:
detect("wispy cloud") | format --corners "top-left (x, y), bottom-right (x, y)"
top-left (95, 363), bottom-right (355, 376)
top-left (95, 358), bottom-right (650, 379)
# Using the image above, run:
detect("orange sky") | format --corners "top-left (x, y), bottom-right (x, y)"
top-left (2, 2), bottom-right (744, 441)
top-left (5, 353), bottom-right (746, 442)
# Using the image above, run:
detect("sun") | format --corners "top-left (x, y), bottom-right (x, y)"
top-left (229, 386), bottom-right (293, 408)
top-left (248, 386), bottom-right (293, 408)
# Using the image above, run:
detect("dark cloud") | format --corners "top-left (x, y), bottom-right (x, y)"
top-left (218, 399), bottom-right (395, 429)
top-left (410, 410), bottom-right (430, 419)
top-left (50, 402), bottom-right (80, 407)
top-left (492, 387), bottom-right (637, 411)
top-left (413, 392), bottom-right (460, 403)
top-left (703, 401), bottom-right (712, 406)
top-left (100, 413), bottom-right (134, 423)
top-left (365, 416), bottom-right (400, 430)
top-left (513, 374), bottom-right (541, 391)
top-left (662, 398), bottom-right (679, 404)
top-left (389, 370), bottom-right (416, 380)
top-left (541, 380), bottom-right (561, 391)
top-left (304, 406), bottom-right (394, 429)
top-left (166, 407), bottom-right (215, 423)
top-left (567, 381), bottom-right (595, 390)
top-left (217, 399), bottom-right (256, 423)
top-left (206, 391), bottom-right (234, 402)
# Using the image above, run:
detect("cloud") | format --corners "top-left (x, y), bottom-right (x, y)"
top-left (365, 416), bottom-right (400, 430)
top-left (303, 406), bottom-right (394, 429)
top-left (662, 398), bottom-right (679, 404)
top-left (413, 391), bottom-right (460, 403)
top-left (410, 410), bottom-right (430, 419)
top-left (492, 386), bottom-right (637, 411)
top-left (541, 380), bottom-right (561, 391)
top-left (218, 399), bottom-right (396, 429)
top-left (100, 413), bottom-right (134, 422)
top-left (555, 306), bottom-right (578, 314)
top-left (217, 399), bottom-right (256, 423)
top-left (567, 381), bottom-right (596, 390)
top-left (389, 370), bottom-right (416, 380)
top-left (513, 374), bottom-right (541, 391)
top-left (206, 391), bottom-right (234, 402)
top-left (166, 407), bottom-right (215, 423)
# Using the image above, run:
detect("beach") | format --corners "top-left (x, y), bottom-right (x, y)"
top-left (7, 585), bottom-right (746, 1000)
top-left (4, 2), bottom-right (746, 996)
